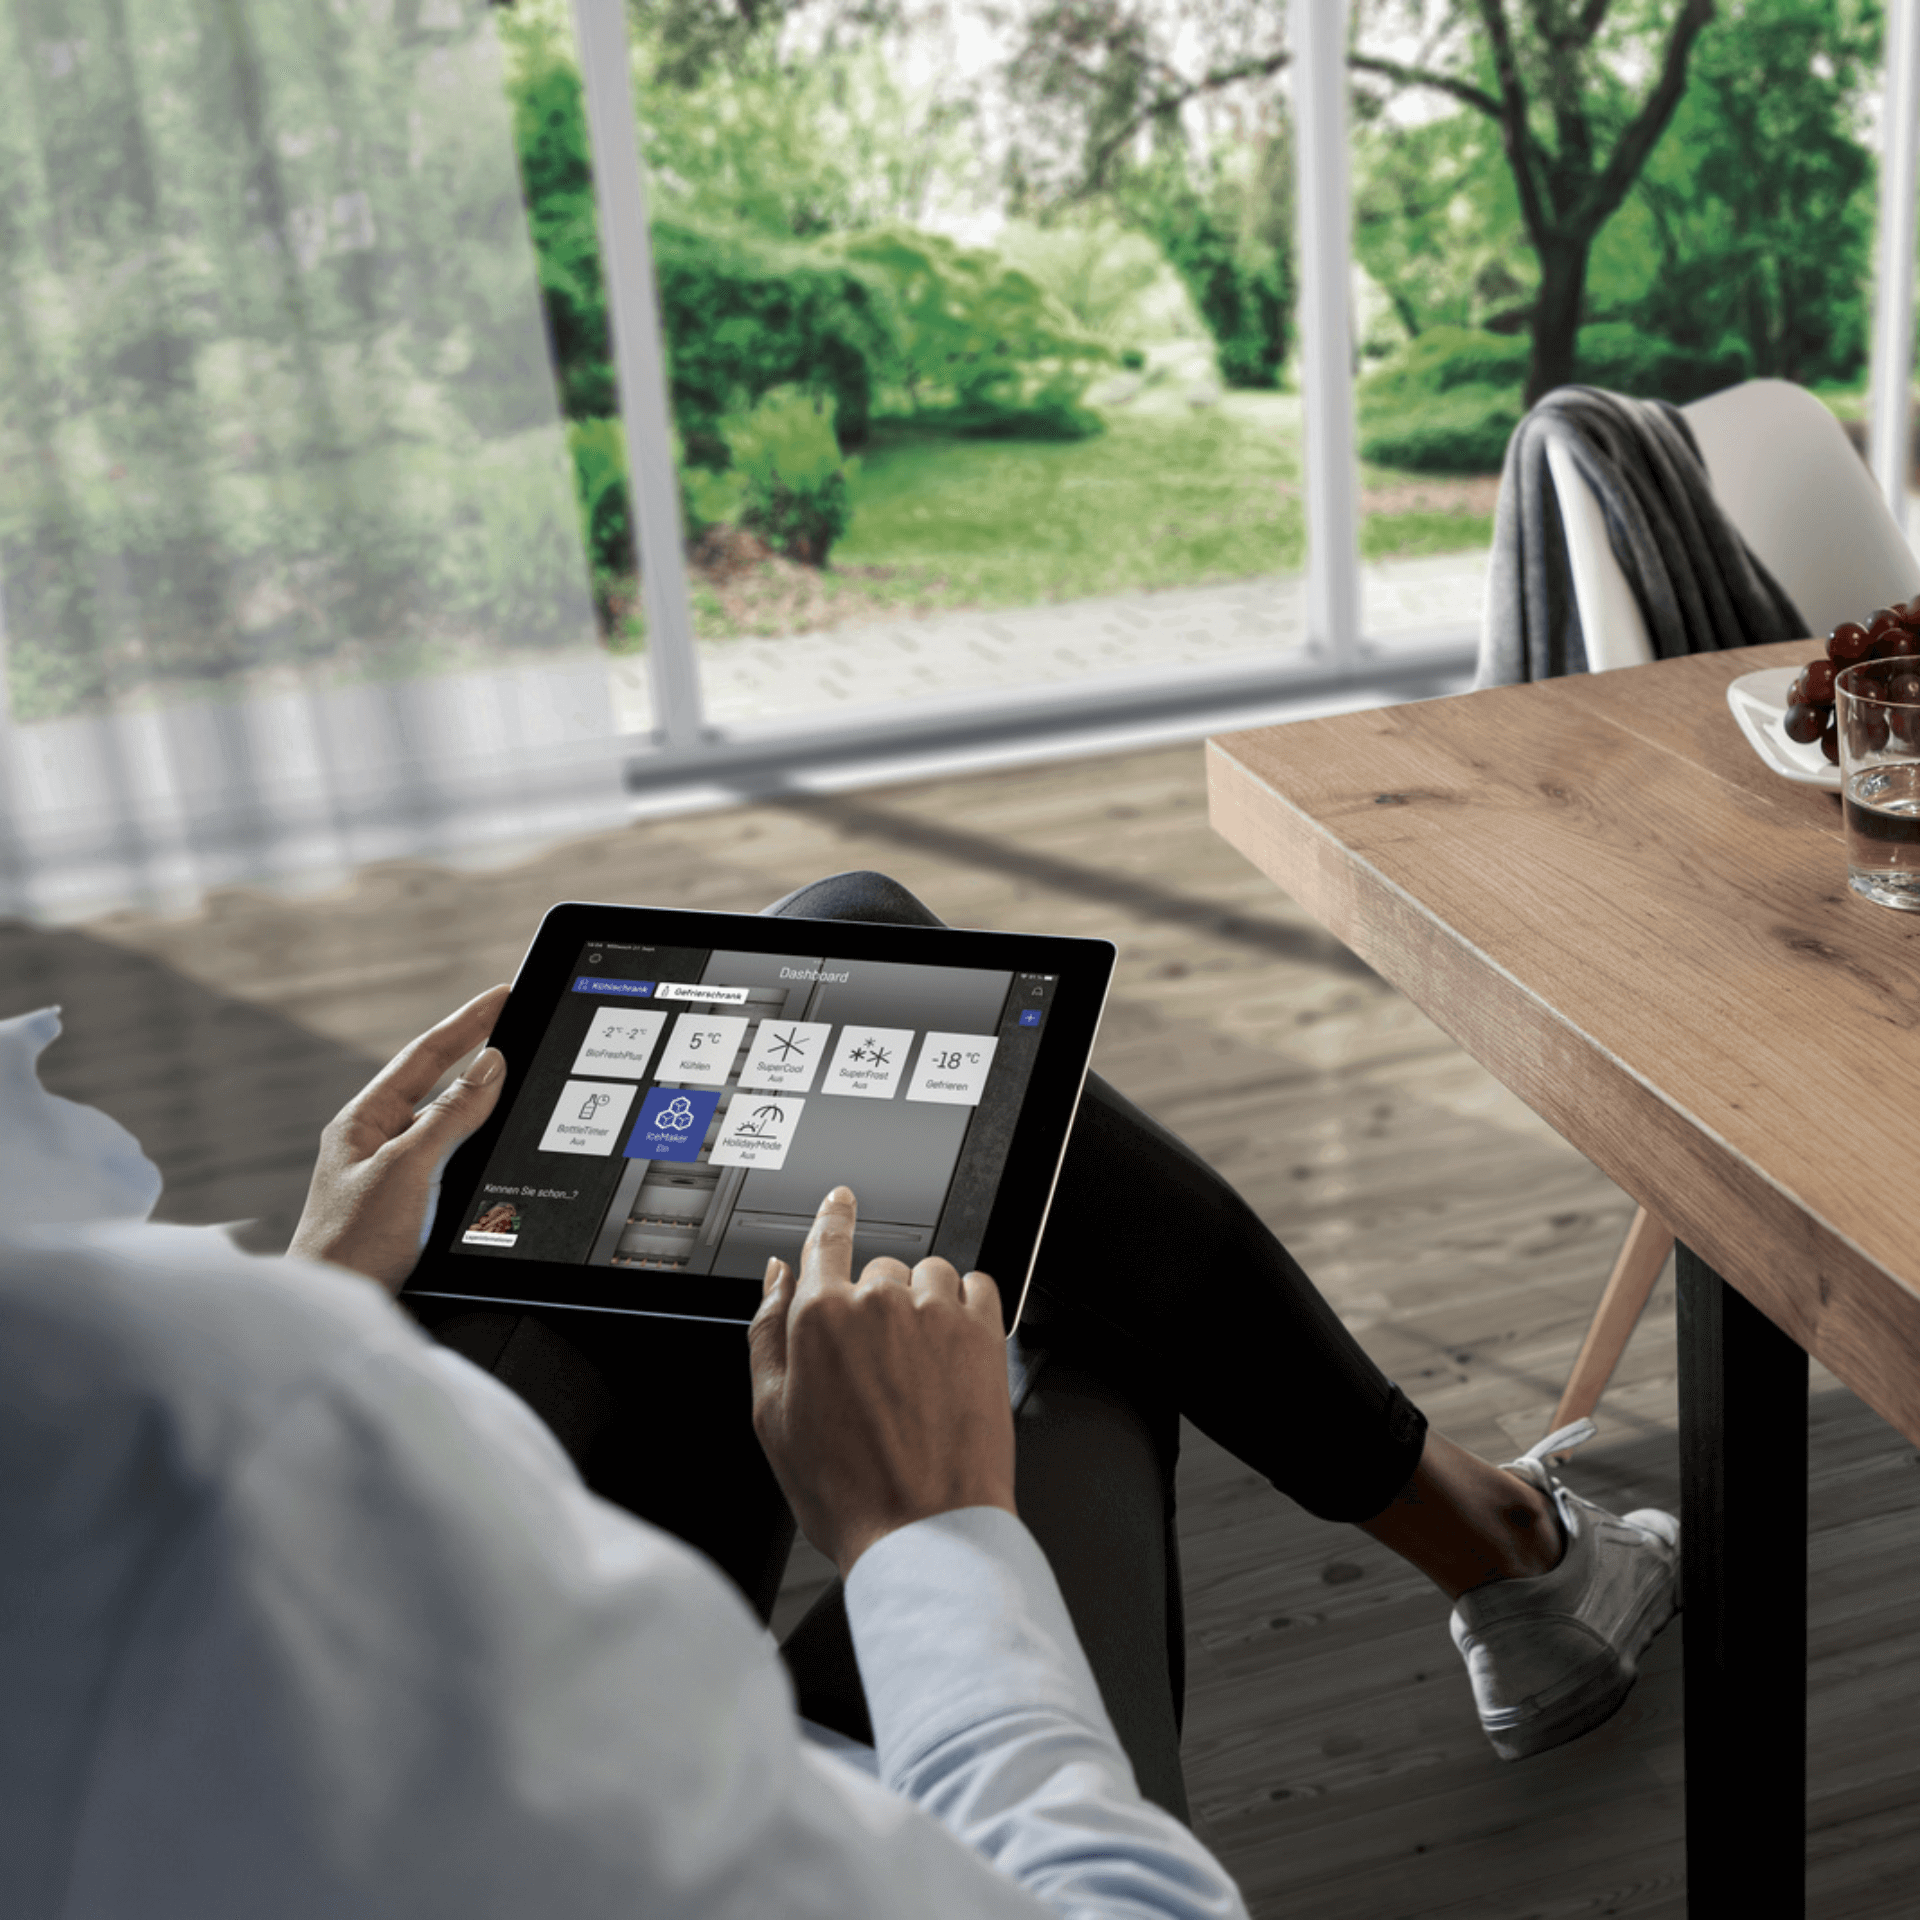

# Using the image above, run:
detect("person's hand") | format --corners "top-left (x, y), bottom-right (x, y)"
top-left (748, 1186), bottom-right (1016, 1579)
top-left (289, 986), bottom-right (510, 1292)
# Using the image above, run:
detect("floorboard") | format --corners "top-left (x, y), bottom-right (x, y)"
top-left (10, 738), bottom-right (1916, 1916)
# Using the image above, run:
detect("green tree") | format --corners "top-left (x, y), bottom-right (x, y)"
top-left (1351, 1), bottom-right (1718, 403)
top-left (1112, 139), bottom-right (1295, 388)
top-left (1005, 0), bottom-right (1720, 405)
top-left (1609, 0), bottom-right (1878, 383)
top-left (1351, 88), bottom-right (1530, 340)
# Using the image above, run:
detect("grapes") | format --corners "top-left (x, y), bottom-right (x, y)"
top-left (1778, 614), bottom-right (1920, 761)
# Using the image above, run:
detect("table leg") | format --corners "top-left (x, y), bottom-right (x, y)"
top-left (1675, 1243), bottom-right (1809, 1917)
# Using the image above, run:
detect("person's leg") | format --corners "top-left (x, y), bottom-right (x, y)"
top-left (766, 877), bottom-right (1687, 1775)
top-left (417, 1299), bottom-right (798, 1624)
top-left (1028, 1072), bottom-right (1563, 1582)
top-left (766, 871), bottom-right (1560, 1591)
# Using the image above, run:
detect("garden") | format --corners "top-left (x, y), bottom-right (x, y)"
top-left (0, 0), bottom-right (1889, 719)
top-left (508, 0), bottom-right (1887, 652)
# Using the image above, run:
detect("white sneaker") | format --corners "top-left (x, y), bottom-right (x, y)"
top-left (1449, 1418), bottom-right (1681, 1761)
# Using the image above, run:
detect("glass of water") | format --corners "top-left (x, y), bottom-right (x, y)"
top-left (1837, 659), bottom-right (1920, 911)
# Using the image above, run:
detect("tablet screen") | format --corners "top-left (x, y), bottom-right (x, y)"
top-left (406, 907), bottom-right (1110, 1326)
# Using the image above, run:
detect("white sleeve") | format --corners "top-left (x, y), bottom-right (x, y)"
top-left (847, 1510), bottom-right (1248, 1920)
top-left (57, 1308), bottom-right (1242, 1920)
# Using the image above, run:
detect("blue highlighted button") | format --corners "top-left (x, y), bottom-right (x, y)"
top-left (625, 1086), bottom-right (721, 1161)
top-left (1018, 1008), bottom-right (1043, 1027)
top-left (574, 976), bottom-right (654, 997)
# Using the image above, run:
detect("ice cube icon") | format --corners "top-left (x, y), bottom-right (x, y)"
top-left (662, 1095), bottom-right (696, 1129)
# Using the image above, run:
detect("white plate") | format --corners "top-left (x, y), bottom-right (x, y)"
top-left (1725, 666), bottom-right (1841, 791)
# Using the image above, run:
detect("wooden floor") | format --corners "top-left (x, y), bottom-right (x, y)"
top-left (9, 739), bottom-right (1917, 1917)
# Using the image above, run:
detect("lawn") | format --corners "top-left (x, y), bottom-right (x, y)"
top-left (834, 404), bottom-right (1307, 600)
top-left (669, 395), bottom-right (1500, 643)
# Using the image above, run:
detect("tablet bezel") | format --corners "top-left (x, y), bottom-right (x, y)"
top-left (402, 902), bottom-right (1115, 1333)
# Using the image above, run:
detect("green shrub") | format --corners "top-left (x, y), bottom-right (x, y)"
top-left (719, 385), bottom-right (857, 564)
top-left (681, 464), bottom-right (748, 539)
top-left (1356, 328), bottom-right (1528, 471)
top-left (1356, 323), bottom-right (1756, 472)
top-left (567, 417), bottom-right (631, 577)
top-left (826, 227), bottom-right (1110, 441)
top-left (652, 217), bottom-right (895, 462)
top-left (1116, 155), bottom-right (1295, 391)
top-left (1156, 214), bottom-right (1290, 390)
top-left (503, 23), bottom-right (1116, 453)
top-left (1359, 383), bottom-right (1525, 473)
top-left (1358, 326), bottom-right (1531, 408)
top-left (1573, 323), bottom-right (1752, 404)
top-left (503, 16), bottom-right (617, 421)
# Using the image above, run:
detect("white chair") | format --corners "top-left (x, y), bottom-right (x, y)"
top-left (1542, 380), bottom-right (1920, 1444)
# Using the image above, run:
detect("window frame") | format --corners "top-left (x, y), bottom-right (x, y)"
top-left (570, 0), bottom-right (1920, 786)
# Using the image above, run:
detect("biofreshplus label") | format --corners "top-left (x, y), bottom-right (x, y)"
top-left (570, 1007), bottom-right (668, 1078)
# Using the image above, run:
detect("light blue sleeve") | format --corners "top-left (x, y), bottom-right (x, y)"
top-left (845, 1509), bottom-right (1249, 1920)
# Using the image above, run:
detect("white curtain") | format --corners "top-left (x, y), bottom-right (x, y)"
top-left (0, 0), bottom-right (625, 920)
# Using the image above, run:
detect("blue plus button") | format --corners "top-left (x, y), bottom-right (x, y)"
top-left (1018, 1008), bottom-right (1043, 1027)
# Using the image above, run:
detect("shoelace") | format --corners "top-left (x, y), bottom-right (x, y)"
top-left (1513, 1416), bottom-right (1599, 1472)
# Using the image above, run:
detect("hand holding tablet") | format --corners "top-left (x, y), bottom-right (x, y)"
top-left (403, 904), bottom-right (1115, 1332)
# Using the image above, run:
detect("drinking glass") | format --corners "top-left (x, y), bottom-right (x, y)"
top-left (1836, 659), bottom-right (1920, 911)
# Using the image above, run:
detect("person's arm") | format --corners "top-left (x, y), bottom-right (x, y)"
top-left (750, 1192), bottom-right (1248, 1919)
top-left (283, 1004), bottom-right (1247, 1917)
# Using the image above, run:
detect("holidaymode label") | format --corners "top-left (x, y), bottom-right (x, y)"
top-left (709, 1093), bottom-right (805, 1170)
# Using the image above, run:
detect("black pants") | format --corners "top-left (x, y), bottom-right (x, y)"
top-left (423, 872), bottom-right (1429, 1825)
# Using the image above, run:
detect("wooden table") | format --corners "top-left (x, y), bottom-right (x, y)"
top-left (1207, 638), bottom-right (1920, 1916)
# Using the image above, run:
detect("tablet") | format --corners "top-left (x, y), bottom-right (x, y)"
top-left (403, 903), bottom-right (1115, 1332)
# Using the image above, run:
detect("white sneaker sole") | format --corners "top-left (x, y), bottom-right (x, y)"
top-left (1476, 1551), bottom-right (1681, 1761)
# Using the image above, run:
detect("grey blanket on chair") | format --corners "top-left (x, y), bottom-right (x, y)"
top-left (1474, 386), bottom-right (1806, 689)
